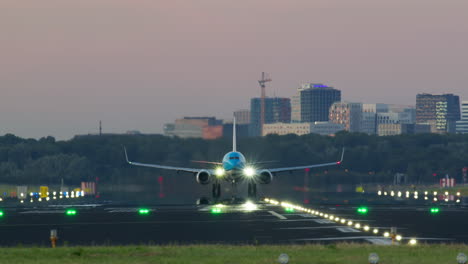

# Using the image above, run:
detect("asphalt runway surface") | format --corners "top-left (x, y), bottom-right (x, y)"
top-left (0, 198), bottom-right (466, 246)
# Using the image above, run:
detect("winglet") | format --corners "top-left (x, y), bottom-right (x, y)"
top-left (336, 147), bottom-right (345, 165)
top-left (123, 146), bottom-right (130, 164)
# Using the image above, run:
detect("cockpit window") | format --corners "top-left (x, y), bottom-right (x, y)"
top-left (229, 157), bottom-right (240, 160)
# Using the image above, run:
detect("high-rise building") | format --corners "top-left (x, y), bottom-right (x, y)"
top-left (363, 103), bottom-right (389, 113)
top-left (329, 102), bottom-right (362, 132)
top-left (416, 93), bottom-right (460, 133)
top-left (250, 97), bottom-right (291, 137)
top-left (456, 101), bottom-right (468, 134)
top-left (300, 84), bottom-right (341, 123)
top-left (291, 84), bottom-right (309, 123)
top-left (233, 109), bottom-right (250, 125)
top-left (360, 104), bottom-right (389, 135)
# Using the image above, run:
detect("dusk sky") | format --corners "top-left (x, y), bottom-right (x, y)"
top-left (1, 0), bottom-right (467, 140)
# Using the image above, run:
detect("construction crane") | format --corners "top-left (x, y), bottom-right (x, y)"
top-left (258, 72), bottom-right (272, 136)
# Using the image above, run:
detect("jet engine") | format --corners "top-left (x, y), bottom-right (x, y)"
top-left (196, 170), bottom-right (212, 185)
top-left (258, 170), bottom-right (273, 184)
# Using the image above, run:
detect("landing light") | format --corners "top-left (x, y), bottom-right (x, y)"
top-left (244, 167), bottom-right (255, 177)
top-left (215, 168), bottom-right (225, 177)
top-left (409, 239), bottom-right (417, 246)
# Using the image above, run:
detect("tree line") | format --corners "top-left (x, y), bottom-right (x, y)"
top-left (0, 132), bottom-right (467, 186)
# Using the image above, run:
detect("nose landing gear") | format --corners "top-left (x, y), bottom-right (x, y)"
top-left (247, 183), bottom-right (257, 199)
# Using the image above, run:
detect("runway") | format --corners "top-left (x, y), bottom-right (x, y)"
top-left (0, 199), bottom-right (464, 246)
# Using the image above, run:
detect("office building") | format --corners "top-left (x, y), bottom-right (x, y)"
top-left (300, 84), bottom-right (341, 123)
top-left (164, 117), bottom-right (223, 139)
top-left (263, 122), bottom-right (344, 136)
top-left (456, 101), bottom-right (468, 133)
top-left (329, 102), bottom-right (362, 132)
top-left (291, 84), bottom-right (309, 123)
top-left (416, 93), bottom-right (460, 133)
top-left (250, 97), bottom-right (291, 137)
top-left (233, 109), bottom-right (250, 125)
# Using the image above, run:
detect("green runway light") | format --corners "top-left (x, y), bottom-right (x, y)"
top-left (138, 209), bottom-right (150, 215)
top-left (65, 209), bottom-right (77, 216)
top-left (0, 210), bottom-right (4, 217)
top-left (285, 207), bottom-right (295, 213)
top-left (430, 207), bottom-right (440, 214)
top-left (211, 208), bottom-right (222, 214)
top-left (357, 207), bottom-right (369, 214)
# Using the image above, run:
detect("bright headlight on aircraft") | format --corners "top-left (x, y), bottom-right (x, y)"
top-left (244, 167), bottom-right (255, 177)
top-left (215, 168), bottom-right (225, 177)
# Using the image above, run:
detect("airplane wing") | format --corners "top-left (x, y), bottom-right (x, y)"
top-left (267, 148), bottom-right (345, 174)
top-left (124, 147), bottom-right (207, 174)
top-left (190, 160), bottom-right (223, 165)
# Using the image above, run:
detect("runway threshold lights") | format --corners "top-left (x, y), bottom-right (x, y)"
top-left (430, 207), bottom-right (440, 214)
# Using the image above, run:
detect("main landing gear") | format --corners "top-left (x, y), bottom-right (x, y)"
top-left (212, 183), bottom-right (221, 199)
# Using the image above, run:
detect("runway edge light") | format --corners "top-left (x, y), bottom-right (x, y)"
top-left (138, 208), bottom-right (150, 215)
top-left (457, 253), bottom-right (468, 264)
top-left (368, 253), bottom-right (379, 264)
top-left (357, 206), bottom-right (368, 214)
top-left (65, 209), bottom-right (77, 216)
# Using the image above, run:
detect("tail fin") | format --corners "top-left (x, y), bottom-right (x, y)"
top-left (233, 117), bottom-right (237, 152)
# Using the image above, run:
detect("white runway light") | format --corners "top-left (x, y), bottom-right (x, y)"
top-left (243, 201), bottom-right (257, 211)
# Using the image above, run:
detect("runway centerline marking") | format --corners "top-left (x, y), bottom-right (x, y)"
top-left (336, 227), bottom-right (361, 233)
top-left (312, 219), bottom-right (334, 224)
top-left (268, 211), bottom-right (287, 220)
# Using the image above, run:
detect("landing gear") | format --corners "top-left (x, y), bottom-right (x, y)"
top-left (247, 183), bottom-right (257, 198)
top-left (212, 183), bottom-right (221, 199)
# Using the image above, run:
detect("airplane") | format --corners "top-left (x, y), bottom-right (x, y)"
top-left (124, 118), bottom-right (344, 199)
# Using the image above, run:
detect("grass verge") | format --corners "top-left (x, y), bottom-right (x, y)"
top-left (1, 244), bottom-right (468, 264)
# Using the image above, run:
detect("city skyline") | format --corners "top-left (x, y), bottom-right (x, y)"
top-left (1, 0), bottom-right (468, 139)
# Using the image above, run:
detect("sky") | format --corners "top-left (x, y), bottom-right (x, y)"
top-left (1, 0), bottom-right (467, 140)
